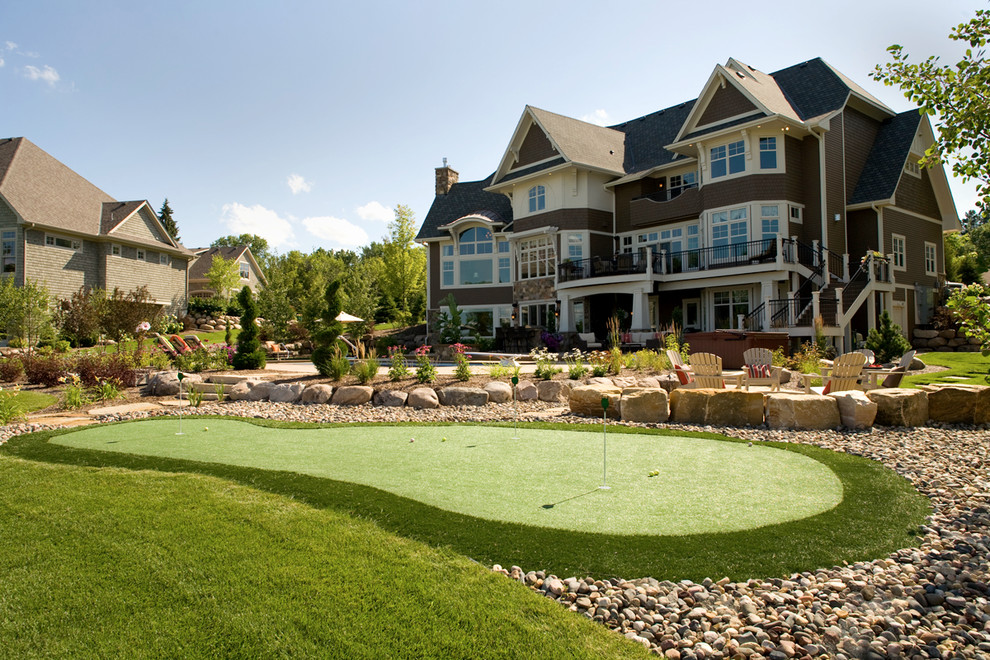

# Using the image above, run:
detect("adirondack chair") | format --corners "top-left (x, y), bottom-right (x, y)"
top-left (688, 352), bottom-right (743, 389)
top-left (863, 349), bottom-right (917, 390)
top-left (741, 347), bottom-right (781, 391)
top-left (801, 352), bottom-right (868, 394)
top-left (666, 349), bottom-right (694, 387)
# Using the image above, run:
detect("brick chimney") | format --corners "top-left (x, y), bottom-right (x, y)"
top-left (435, 158), bottom-right (459, 196)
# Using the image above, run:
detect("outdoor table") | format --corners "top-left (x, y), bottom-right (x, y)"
top-left (860, 368), bottom-right (897, 390)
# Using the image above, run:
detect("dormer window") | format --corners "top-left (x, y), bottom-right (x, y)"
top-left (528, 185), bottom-right (546, 213)
top-left (710, 140), bottom-right (745, 179)
top-left (904, 159), bottom-right (921, 178)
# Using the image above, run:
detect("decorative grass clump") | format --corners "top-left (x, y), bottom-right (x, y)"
top-left (3, 419), bottom-right (930, 581)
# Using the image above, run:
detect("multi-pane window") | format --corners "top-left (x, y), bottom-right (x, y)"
top-left (162, 253), bottom-right (172, 266)
top-left (759, 137), bottom-right (777, 169)
top-left (668, 171), bottom-right (697, 198)
top-left (239, 261), bottom-right (249, 278)
top-left (891, 234), bottom-right (906, 270)
top-left (760, 205), bottom-right (780, 242)
top-left (111, 244), bottom-right (121, 256)
top-left (789, 206), bottom-right (803, 224)
top-left (458, 227), bottom-right (493, 255)
top-left (520, 302), bottom-right (553, 328)
top-left (904, 160), bottom-right (921, 178)
top-left (518, 235), bottom-right (555, 279)
top-left (713, 289), bottom-right (749, 330)
top-left (622, 235), bottom-right (633, 254)
top-left (1, 230), bottom-right (14, 273)
top-left (442, 261), bottom-right (454, 286)
top-left (711, 207), bottom-right (748, 258)
top-left (45, 234), bottom-right (81, 250)
top-left (136, 249), bottom-right (146, 260)
top-left (442, 245), bottom-right (454, 257)
top-left (566, 232), bottom-right (583, 260)
top-left (441, 229), bottom-right (510, 288)
top-left (925, 242), bottom-right (937, 275)
top-left (528, 185), bottom-right (546, 213)
top-left (498, 257), bottom-right (511, 283)
top-left (710, 140), bottom-right (745, 179)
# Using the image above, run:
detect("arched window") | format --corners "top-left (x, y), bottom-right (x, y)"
top-left (528, 185), bottom-right (546, 213)
top-left (458, 227), bottom-right (493, 255)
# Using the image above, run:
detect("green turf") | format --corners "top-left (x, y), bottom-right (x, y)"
top-left (4, 419), bottom-right (930, 581)
top-left (52, 420), bottom-right (842, 536)
top-left (905, 351), bottom-right (990, 387)
top-left (0, 455), bottom-right (650, 659)
top-left (11, 390), bottom-right (57, 413)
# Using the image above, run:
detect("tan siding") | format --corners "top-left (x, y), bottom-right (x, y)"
top-left (113, 207), bottom-right (169, 245)
top-left (895, 167), bottom-right (940, 218)
top-left (697, 84), bottom-right (757, 126)
top-left (514, 125), bottom-right (558, 169)
top-left (842, 108), bottom-right (881, 200)
top-left (883, 208), bottom-right (942, 286)
top-left (105, 245), bottom-right (188, 307)
top-left (23, 229), bottom-right (99, 299)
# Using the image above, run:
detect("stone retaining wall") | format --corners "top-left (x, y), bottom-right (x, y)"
top-left (912, 328), bottom-right (982, 352)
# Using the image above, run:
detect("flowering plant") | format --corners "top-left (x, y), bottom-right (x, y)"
top-left (414, 345), bottom-right (436, 383)
top-left (451, 343), bottom-right (471, 381)
top-left (135, 322), bottom-right (151, 333)
top-left (387, 345), bottom-right (410, 381)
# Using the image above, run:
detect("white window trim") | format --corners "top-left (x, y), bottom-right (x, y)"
top-left (162, 253), bottom-right (172, 266)
top-left (136, 248), bottom-right (146, 261)
top-left (517, 234), bottom-right (556, 281)
top-left (45, 233), bottom-right (82, 251)
top-left (111, 243), bottom-right (122, 256)
top-left (239, 261), bottom-right (250, 278)
top-left (924, 241), bottom-right (937, 276)
top-left (527, 185), bottom-right (547, 214)
top-left (904, 158), bottom-right (922, 179)
top-left (788, 204), bottom-right (804, 225)
top-left (709, 287), bottom-right (752, 331)
top-left (707, 138), bottom-right (747, 182)
top-left (438, 229), bottom-right (512, 289)
top-left (891, 233), bottom-right (906, 272)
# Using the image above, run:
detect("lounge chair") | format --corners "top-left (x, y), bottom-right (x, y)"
top-left (169, 334), bottom-right (192, 354)
top-left (155, 333), bottom-right (180, 358)
top-left (864, 350), bottom-right (916, 390)
top-left (801, 352), bottom-right (868, 394)
top-left (688, 352), bottom-right (743, 389)
top-left (666, 349), bottom-right (694, 387)
top-left (184, 335), bottom-right (206, 351)
top-left (741, 347), bottom-right (781, 391)
top-left (577, 332), bottom-right (602, 350)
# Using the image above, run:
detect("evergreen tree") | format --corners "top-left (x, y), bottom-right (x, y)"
top-left (159, 199), bottom-right (180, 242)
top-left (865, 310), bottom-right (912, 364)
top-left (232, 286), bottom-right (266, 369)
top-left (311, 280), bottom-right (345, 377)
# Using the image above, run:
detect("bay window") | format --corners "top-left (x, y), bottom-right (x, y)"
top-left (759, 137), bottom-right (777, 169)
top-left (528, 185), bottom-right (546, 213)
top-left (440, 226), bottom-right (511, 288)
top-left (518, 235), bottom-right (555, 279)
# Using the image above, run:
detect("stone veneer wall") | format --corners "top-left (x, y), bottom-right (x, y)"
top-left (912, 328), bottom-right (982, 352)
top-left (514, 277), bottom-right (554, 302)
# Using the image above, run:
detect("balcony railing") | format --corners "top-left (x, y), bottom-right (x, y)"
top-left (558, 252), bottom-right (649, 282)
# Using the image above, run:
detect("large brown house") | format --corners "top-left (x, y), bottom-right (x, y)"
top-left (0, 137), bottom-right (193, 309)
top-left (416, 58), bottom-right (959, 349)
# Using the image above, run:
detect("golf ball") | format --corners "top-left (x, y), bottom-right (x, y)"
top-left (204, 427), bottom-right (209, 431)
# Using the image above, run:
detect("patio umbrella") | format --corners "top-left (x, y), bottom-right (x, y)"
top-left (335, 311), bottom-right (364, 323)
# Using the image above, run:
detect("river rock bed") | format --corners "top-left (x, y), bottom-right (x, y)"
top-left (2, 405), bottom-right (989, 658)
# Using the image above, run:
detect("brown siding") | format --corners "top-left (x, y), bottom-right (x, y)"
top-left (847, 209), bottom-right (879, 259)
top-left (883, 207), bottom-right (942, 286)
top-left (514, 125), bottom-right (558, 169)
top-left (697, 83), bottom-right (758, 126)
top-left (825, 113), bottom-right (846, 253)
top-left (843, 107), bottom-right (881, 200)
top-left (439, 286), bottom-right (514, 307)
top-left (800, 135), bottom-right (822, 243)
top-left (590, 233), bottom-right (614, 259)
top-left (895, 167), bottom-right (940, 219)
top-left (514, 208), bottom-right (612, 234)
top-left (428, 242), bottom-right (441, 307)
top-left (701, 174), bottom-right (792, 209)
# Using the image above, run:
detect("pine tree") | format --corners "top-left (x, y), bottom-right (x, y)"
top-left (865, 310), bottom-right (912, 364)
top-left (159, 199), bottom-right (180, 242)
top-left (232, 286), bottom-right (266, 369)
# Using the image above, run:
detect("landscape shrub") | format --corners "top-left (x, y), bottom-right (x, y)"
top-left (387, 346), bottom-right (409, 381)
top-left (231, 286), bottom-right (266, 370)
top-left (564, 349), bottom-right (588, 380)
top-left (530, 347), bottom-right (562, 380)
top-left (865, 310), bottom-right (913, 364)
top-left (325, 345), bottom-right (350, 381)
top-left (59, 374), bottom-right (88, 409)
top-left (311, 281), bottom-right (344, 377)
top-left (23, 354), bottom-right (69, 387)
top-left (451, 343), bottom-right (472, 381)
top-left (434, 294), bottom-right (462, 344)
top-left (74, 353), bottom-right (138, 387)
top-left (414, 345), bottom-right (436, 383)
top-left (101, 287), bottom-right (161, 347)
top-left (225, 298), bottom-right (243, 318)
top-left (187, 296), bottom-right (227, 318)
top-left (55, 287), bottom-right (105, 347)
top-left (0, 386), bottom-right (25, 425)
top-left (352, 350), bottom-right (380, 385)
top-left (0, 357), bottom-right (25, 383)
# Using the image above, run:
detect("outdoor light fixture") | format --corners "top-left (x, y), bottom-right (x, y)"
top-left (511, 302), bottom-right (518, 321)
top-left (555, 299), bottom-right (561, 318)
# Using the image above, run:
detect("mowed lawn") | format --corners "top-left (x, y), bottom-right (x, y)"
top-left (905, 351), bottom-right (990, 387)
top-left (0, 454), bottom-right (651, 659)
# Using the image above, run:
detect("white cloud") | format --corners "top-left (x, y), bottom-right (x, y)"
top-left (24, 64), bottom-right (59, 86)
top-left (5, 41), bottom-right (17, 51)
top-left (580, 109), bottom-right (610, 126)
top-left (355, 201), bottom-right (393, 223)
top-left (302, 216), bottom-right (369, 248)
top-left (0, 57), bottom-right (4, 68)
top-left (220, 203), bottom-right (295, 249)
top-left (287, 173), bottom-right (312, 194)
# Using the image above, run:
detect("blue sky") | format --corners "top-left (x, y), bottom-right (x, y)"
top-left (1, 0), bottom-right (982, 253)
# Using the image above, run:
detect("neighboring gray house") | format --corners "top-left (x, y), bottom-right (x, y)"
top-left (0, 137), bottom-right (192, 309)
top-left (188, 245), bottom-right (268, 299)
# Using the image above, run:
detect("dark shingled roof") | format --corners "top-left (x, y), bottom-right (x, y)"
top-left (770, 58), bottom-right (851, 120)
top-left (609, 101), bottom-right (696, 174)
top-left (417, 174), bottom-right (513, 241)
top-left (498, 156), bottom-right (567, 183)
top-left (849, 111), bottom-right (922, 205)
top-left (678, 112), bottom-right (762, 144)
top-left (100, 200), bottom-right (146, 234)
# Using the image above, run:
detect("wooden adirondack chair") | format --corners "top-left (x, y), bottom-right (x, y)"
top-left (688, 352), bottom-right (742, 389)
top-left (667, 349), bottom-right (694, 387)
top-left (741, 347), bottom-right (781, 391)
top-left (801, 352), bottom-right (868, 394)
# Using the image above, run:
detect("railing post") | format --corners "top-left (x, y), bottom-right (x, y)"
top-left (842, 254), bottom-right (850, 281)
top-left (776, 236), bottom-right (784, 267)
top-left (812, 291), bottom-right (821, 325)
top-left (646, 252), bottom-right (653, 276)
top-left (660, 250), bottom-right (667, 275)
top-left (812, 240), bottom-right (820, 268)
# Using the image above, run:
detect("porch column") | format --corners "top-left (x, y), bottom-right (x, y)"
top-left (559, 292), bottom-right (573, 332)
top-left (761, 280), bottom-right (774, 331)
top-left (866, 292), bottom-right (877, 334)
top-left (631, 287), bottom-right (650, 332)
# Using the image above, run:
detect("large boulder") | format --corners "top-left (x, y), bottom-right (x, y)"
top-left (569, 384), bottom-right (621, 418)
top-left (706, 390), bottom-right (765, 427)
top-left (407, 387), bottom-right (439, 409)
top-left (515, 380), bottom-right (538, 401)
top-left (228, 379), bottom-right (262, 401)
top-left (764, 393), bottom-right (840, 430)
top-left (300, 384), bottom-right (334, 404)
top-left (537, 380), bottom-right (571, 403)
top-left (437, 387), bottom-right (489, 407)
top-left (866, 388), bottom-right (928, 427)
top-left (373, 389), bottom-right (408, 407)
top-left (619, 387), bottom-right (669, 424)
top-left (669, 388), bottom-right (711, 425)
top-left (331, 385), bottom-right (374, 406)
top-left (269, 382), bottom-right (305, 403)
top-left (829, 391), bottom-right (877, 429)
top-left (146, 371), bottom-right (202, 396)
top-left (924, 385), bottom-right (990, 424)
top-left (483, 381), bottom-right (512, 404)
top-left (244, 381), bottom-right (274, 402)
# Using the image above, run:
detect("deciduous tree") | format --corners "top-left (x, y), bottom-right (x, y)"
top-left (205, 254), bottom-right (241, 300)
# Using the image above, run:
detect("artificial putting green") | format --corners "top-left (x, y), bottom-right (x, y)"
top-left (52, 419), bottom-right (842, 536)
